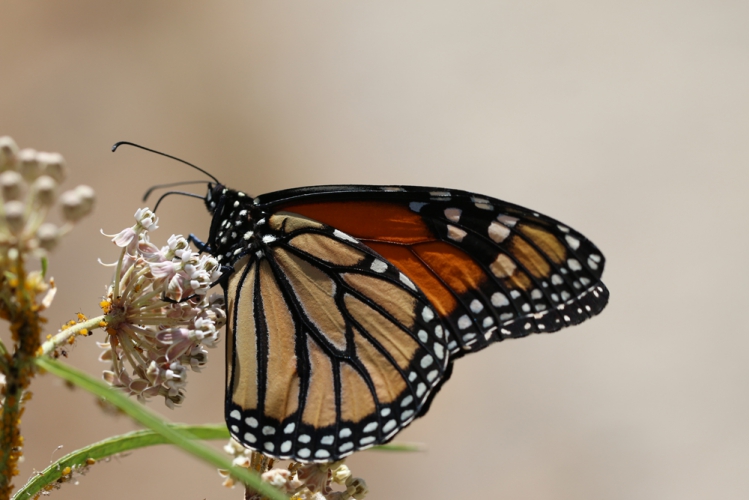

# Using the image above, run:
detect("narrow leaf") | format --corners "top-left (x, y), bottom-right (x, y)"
top-left (34, 357), bottom-right (287, 500)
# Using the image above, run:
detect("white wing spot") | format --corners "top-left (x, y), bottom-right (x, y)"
top-left (359, 436), bottom-right (376, 445)
top-left (244, 432), bottom-right (257, 443)
top-left (568, 259), bottom-right (582, 271)
top-left (400, 273), bottom-right (417, 290)
top-left (298, 448), bottom-right (310, 458)
top-left (363, 422), bottom-right (378, 433)
top-left (551, 274), bottom-right (563, 285)
top-left (339, 442), bottom-right (354, 452)
top-left (422, 307), bottom-right (434, 322)
top-left (447, 224), bottom-right (467, 242)
top-left (491, 254), bottom-right (516, 278)
top-left (281, 441), bottom-right (292, 453)
top-left (380, 408), bottom-right (391, 417)
top-left (416, 383), bottom-right (427, 397)
top-left (231, 425), bottom-right (239, 433)
top-left (458, 315), bottom-right (471, 329)
top-left (264, 442), bottom-right (274, 452)
top-left (590, 254), bottom-right (602, 263)
top-left (229, 410), bottom-right (241, 420)
top-left (434, 343), bottom-right (445, 359)
top-left (243, 231), bottom-right (253, 240)
top-left (530, 289), bottom-right (543, 299)
top-left (491, 292), bottom-right (509, 307)
top-left (417, 330), bottom-right (428, 343)
top-left (401, 410), bottom-right (415, 421)
top-left (470, 300), bottom-right (483, 313)
top-left (401, 395), bottom-right (414, 407)
top-left (510, 290), bottom-right (521, 299)
top-left (587, 257), bottom-right (599, 270)
top-left (298, 434), bottom-right (311, 443)
top-left (339, 428), bottom-right (352, 438)
top-left (497, 215), bottom-right (518, 227)
top-left (444, 208), bottom-right (462, 222)
top-left (427, 369), bottom-right (439, 382)
top-left (483, 317), bottom-right (494, 327)
top-left (321, 435), bottom-right (334, 445)
top-left (420, 354), bottom-right (434, 368)
top-left (382, 420), bottom-right (397, 433)
top-left (521, 303), bottom-right (531, 313)
top-left (246, 417), bottom-right (258, 428)
top-left (408, 371), bottom-right (417, 382)
top-left (409, 202), bottom-right (427, 213)
top-left (284, 423), bottom-right (295, 434)
top-left (500, 312), bottom-right (513, 321)
top-left (370, 259), bottom-right (388, 273)
top-left (429, 190), bottom-right (451, 198)
top-left (434, 325), bottom-right (443, 338)
top-left (262, 426), bottom-right (276, 435)
top-left (315, 450), bottom-right (330, 459)
top-left (262, 234), bottom-right (276, 244)
top-left (565, 235), bottom-right (580, 249)
top-left (334, 229), bottom-right (358, 243)
top-left (488, 221), bottom-right (511, 242)
top-left (462, 333), bottom-right (477, 342)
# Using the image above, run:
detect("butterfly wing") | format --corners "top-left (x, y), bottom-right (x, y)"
top-left (255, 185), bottom-right (609, 360)
top-left (224, 210), bottom-right (449, 462)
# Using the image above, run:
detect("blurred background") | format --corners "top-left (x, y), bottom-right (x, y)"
top-left (1, 1), bottom-right (747, 498)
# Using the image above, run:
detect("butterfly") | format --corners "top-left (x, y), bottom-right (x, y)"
top-left (118, 141), bottom-right (609, 464)
top-left (197, 183), bottom-right (609, 463)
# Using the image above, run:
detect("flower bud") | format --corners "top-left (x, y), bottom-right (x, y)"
top-left (17, 148), bottom-right (41, 181)
top-left (74, 184), bottom-right (95, 214)
top-left (32, 175), bottom-right (57, 207)
top-left (37, 152), bottom-right (66, 182)
top-left (37, 223), bottom-right (59, 251)
top-left (60, 187), bottom-right (94, 222)
top-left (4, 201), bottom-right (26, 234)
top-left (0, 171), bottom-right (24, 201)
top-left (0, 136), bottom-right (19, 172)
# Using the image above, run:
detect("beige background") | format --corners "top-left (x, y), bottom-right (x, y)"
top-left (1, 1), bottom-right (747, 499)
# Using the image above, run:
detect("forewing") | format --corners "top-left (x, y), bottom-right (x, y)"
top-left (257, 185), bottom-right (609, 360)
top-left (224, 211), bottom-right (449, 462)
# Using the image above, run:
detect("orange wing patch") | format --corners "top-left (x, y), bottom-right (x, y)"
top-left (279, 201), bottom-right (434, 244)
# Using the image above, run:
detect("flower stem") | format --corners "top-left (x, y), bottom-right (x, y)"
top-left (38, 315), bottom-right (108, 357)
top-left (0, 257), bottom-right (43, 499)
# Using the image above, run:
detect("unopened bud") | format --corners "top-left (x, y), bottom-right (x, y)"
top-left (0, 136), bottom-right (19, 171)
top-left (4, 201), bottom-right (25, 234)
top-left (32, 175), bottom-right (57, 207)
top-left (60, 190), bottom-right (84, 222)
top-left (0, 171), bottom-right (24, 201)
top-left (38, 152), bottom-right (66, 183)
top-left (74, 185), bottom-right (95, 215)
top-left (37, 223), bottom-right (59, 250)
top-left (18, 149), bottom-right (41, 181)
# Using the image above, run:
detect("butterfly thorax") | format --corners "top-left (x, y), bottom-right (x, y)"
top-left (205, 185), bottom-right (272, 266)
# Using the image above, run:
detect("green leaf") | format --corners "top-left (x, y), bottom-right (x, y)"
top-left (34, 357), bottom-right (287, 500)
top-left (13, 424), bottom-right (230, 500)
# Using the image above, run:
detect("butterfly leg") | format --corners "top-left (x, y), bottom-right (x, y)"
top-left (188, 233), bottom-right (212, 253)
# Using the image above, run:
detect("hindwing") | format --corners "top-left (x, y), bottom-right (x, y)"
top-left (224, 211), bottom-right (450, 462)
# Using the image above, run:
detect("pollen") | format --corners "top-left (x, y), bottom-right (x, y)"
top-left (77, 313), bottom-right (87, 322)
top-left (98, 320), bottom-right (107, 327)
top-left (99, 300), bottom-right (112, 314)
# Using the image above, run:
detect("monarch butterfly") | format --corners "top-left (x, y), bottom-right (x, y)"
top-left (118, 143), bottom-right (609, 464)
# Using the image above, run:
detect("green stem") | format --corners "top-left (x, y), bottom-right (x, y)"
top-left (34, 357), bottom-right (287, 500)
top-left (39, 315), bottom-right (108, 356)
top-left (12, 424), bottom-right (229, 500)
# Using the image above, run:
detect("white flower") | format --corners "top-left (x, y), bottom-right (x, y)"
top-left (99, 208), bottom-right (225, 407)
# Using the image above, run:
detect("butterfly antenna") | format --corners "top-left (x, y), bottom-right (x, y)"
top-left (153, 191), bottom-right (205, 212)
top-left (112, 141), bottom-right (220, 184)
top-left (142, 180), bottom-right (212, 202)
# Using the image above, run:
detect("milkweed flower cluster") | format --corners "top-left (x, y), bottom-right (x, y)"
top-left (99, 207), bottom-right (225, 408)
top-left (0, 136), bottom-right (94, 262)
top-left (221, 438), bottom-right (368, 500)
